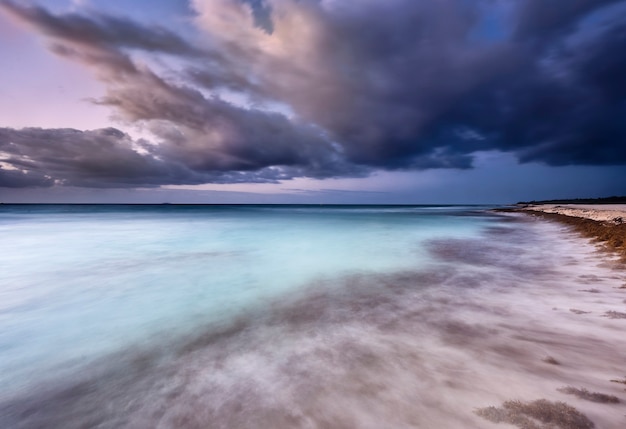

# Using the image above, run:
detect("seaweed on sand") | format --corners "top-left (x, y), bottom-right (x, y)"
top-left (542, 356), bottom-right (560, 365)
top-left (518, 211), bottom-right (626, 262)
top-left (604, 311), bottom-right (626, 319)
top-left (475, 399), bottom-right (594, 429)
top-left (557, 387), bottom-right (620, 403)
top-left (610, 377), bottom-right (626, 385)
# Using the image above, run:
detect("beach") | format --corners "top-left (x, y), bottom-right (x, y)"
top-left (1, 205), bottom-right (625, 428)
top-left (513, 204), bottom-right (626, 261)
top-left (519, 204), bottom-right (626, 224)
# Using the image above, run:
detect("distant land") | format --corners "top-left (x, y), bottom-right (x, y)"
top-left (517, 196), bottom-right (626, 205)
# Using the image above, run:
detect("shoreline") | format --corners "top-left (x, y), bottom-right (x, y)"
top-left (518, 204), bottom-right (626, 224)
top-left (498, 204), bottom-right (626, 262)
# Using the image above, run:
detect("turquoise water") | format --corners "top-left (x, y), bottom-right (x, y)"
top-left (0, 205), bottom-right (488, 392)
top-left (4, 205), bottom-right (624, 428)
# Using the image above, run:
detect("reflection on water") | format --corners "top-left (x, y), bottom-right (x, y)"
top-left (1, 206), bottom-right (625, 428)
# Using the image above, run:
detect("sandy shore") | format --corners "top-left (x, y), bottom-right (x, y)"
top-left (503, 204), bottom-right (626, 261)
top-left (519, 204), bottom-right (626, 224)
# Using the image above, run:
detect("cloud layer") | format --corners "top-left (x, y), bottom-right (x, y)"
top-left (1, 0), bottom-right (625, 187)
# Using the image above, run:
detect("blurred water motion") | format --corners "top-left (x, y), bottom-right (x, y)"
top-left (1, 205), bottom-right (625, 428)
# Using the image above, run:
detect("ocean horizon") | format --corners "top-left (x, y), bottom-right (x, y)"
top-left (1, 204), bottom-right (625, 428)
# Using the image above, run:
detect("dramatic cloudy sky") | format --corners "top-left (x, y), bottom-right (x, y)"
top-left (0, 0), bottom-right (625, 203)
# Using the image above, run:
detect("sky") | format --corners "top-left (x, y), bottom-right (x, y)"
top-left (0, 0), bottom-right (625, 204)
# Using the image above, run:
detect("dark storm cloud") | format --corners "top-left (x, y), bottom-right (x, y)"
top-left (1, 0), bottom-right (625, 188)
top-left (0, 127), bottom-right (206, 187)
top-left (0, 167), bottom-right (53, 188)
top-left (514, 0), bottom-right (624, 40)
top-left (0, 0), bottom-right (365, 187)
top-left (425, 9), bottom-right (626, 166)
top-left (0, 0), bottom-right (203, 56)
top-left (191, 0), bottom-right (626, 169)
top-left (187, 0), bottom-right (516, 169)
top-left (0, 126), bottom-right (361, 188)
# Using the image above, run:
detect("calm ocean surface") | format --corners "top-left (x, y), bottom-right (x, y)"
top-left (1, 205), bottom-right (625, 428)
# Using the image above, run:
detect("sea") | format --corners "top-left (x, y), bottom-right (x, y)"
top-left (0, 204), bottom-right (625, 428)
